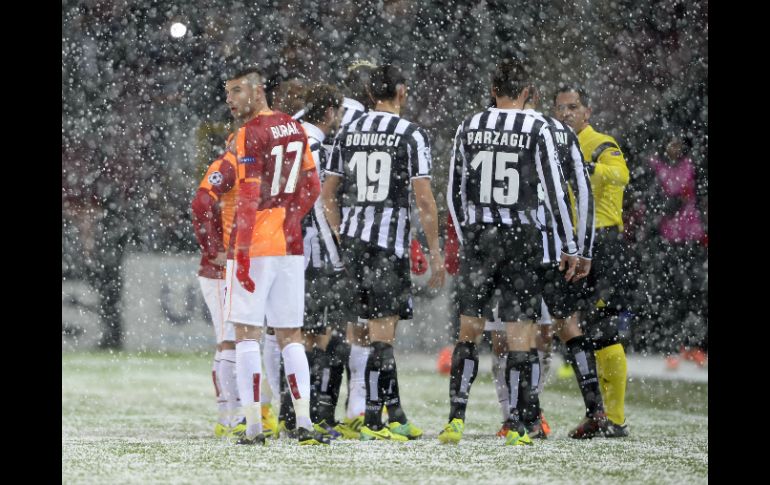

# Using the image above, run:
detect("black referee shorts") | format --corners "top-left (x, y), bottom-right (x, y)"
top-left (586, 226), bottom-right (633, 313)
top-left (457, 225), bottom-right (542, 322)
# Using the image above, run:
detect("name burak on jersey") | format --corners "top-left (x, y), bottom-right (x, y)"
top-left (466, 130), bottom-right (532, 148)
top-left (270, 122), bottom-right (301, 139)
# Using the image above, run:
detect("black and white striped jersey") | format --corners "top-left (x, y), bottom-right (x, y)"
top-left (340, 97), bottom-right (367, 128)
top-left (529, 112), bottom-right (595, 262)
top-left (447, 107), bottom-right (577, 256)
top-left (302, 122), bottom-right (343, 271)
top-left (325, 110), bottom-right (432, 258)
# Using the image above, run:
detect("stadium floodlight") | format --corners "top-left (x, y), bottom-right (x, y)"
top-left (170, 22), bottom-right (187, 38)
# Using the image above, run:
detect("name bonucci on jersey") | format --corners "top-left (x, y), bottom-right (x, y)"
top-left (325, 110), bottom-right (431, 258)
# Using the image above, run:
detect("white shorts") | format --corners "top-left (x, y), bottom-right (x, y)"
top-left (483, 300), bottom-right (552, 331)
top-left (224, 256), bottom-right (305, 328)
top-left (198, 276), bottom-right (235, 343)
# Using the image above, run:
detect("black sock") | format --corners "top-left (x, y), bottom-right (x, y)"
top-left (505, 351), bottom-right (531, 433)
top-left (448, 341), bottom-right (479, 421)
top-left (312, 347), bottom-right (335, 423)
top-left (326, 338), bottom-right (349, 422)
top-left (566, 335), bottom-right (604, 416)
top-left (279, 357), bottom-right (296, 429)
top-left (364, 342), bottom-right (385, 429)
top-left (308, 348), bottom-right (322, 423)
top-left (376, 342), bottom-right (407, 425)
top-left (522, 348), bottom-right (541, 426)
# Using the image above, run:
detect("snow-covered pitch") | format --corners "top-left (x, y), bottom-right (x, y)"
top-left (62, 352), bottom-right (707, 484)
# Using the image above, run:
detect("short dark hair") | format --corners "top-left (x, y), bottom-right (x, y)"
top-left (369, 64), bottom-right (406, 102)
top-left (554, 85), bottom-right (591, 108)
top-left (344, 60), bottom-right (377, 107)
top-left (491, 58), bottom-right (531, 99)
top-left (303, 84), bottom-right (343, 124)
top-left (227, 66), bottom-right (264, 83)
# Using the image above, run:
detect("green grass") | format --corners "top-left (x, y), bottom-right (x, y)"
top-left (62, 352), bottom-right (707, 484)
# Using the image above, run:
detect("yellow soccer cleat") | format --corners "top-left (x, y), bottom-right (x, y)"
top-left (504, 429), bottom-right (533, 446)
top-left (261, 404), bottom-right (279, 439)
top-left (388, 421), bottom-right (423, 440)
top-left (214, 423), bottom-right (230, 438)
top-left (359, 425), bottom-right (408, 442)
top-left (334, 415), bottom-right (364, 440)
top-left (437, 418), bottom-right (464, 445)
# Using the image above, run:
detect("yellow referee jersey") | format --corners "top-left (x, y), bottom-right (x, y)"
top-left (577, 125), bottom-right (629, 229)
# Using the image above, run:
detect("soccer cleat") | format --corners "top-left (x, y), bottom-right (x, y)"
top-left (496, 421), bottom-right (512, 438)
top-left (262, 405), bottom-right (279, 439)
top-left (557, 362), bottom-right (575, 379)
top-left (296, 426), bottom-right (331, 445)
top-left (438, 418), bottom-right (464, 444)
top-left (334, 415), bottom-right (364, 440)
top-left (313, 420), bottom-right (342, 440)
top-left (277, 419), bottom-right (298, 439)
top-left (504, 429), bottom-right (533, 446)
top-left (214, 423), bottom-right (230, 438)
top-left (603, 420), bottom-right (630, 438)
top-left (236, 433), bottom-right (267, 445)
top-left (359, 425), bottom-right (408, 442)
top-left (388, 421), bottom-right (423, 440)
top-left (526, 421), bottom-right (548, 440)
top-left (539, 411), bottom-right (552, 437)
top-left (568, 411), bottom-right (610, 439)
top-left (229, 418), bottom-right (247, 440)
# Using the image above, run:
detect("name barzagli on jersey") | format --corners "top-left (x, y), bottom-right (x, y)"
top-left (466, 130), bottom-right (532, 149)
top-left (345, 133), bottom-right (402, 147)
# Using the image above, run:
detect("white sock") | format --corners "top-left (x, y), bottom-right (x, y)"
top-left (538, 349), bottom-right (552, 394)
top-left (282, 342), bottom-right (312, 430)
top-left (219, 349), bottom-right (240, 426)
top-left (236, 340), bottom-right (262, 438)
top-left (347, 344), bottom-right (371, 419)
top-left (492, 353), bottom-right (509, 422)
top-left (263, 333), bottom-right (282, 408)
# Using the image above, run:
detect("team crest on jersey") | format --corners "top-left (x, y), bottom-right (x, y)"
top-left (208, 171), bottom-right (223, 186)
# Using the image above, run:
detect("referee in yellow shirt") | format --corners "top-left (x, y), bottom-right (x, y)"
top-left (553, 86), bottom-right (630, 438)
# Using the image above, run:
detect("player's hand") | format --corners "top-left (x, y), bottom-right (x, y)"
top-left (236, 251), bottom-right (255, 293)
top-left (428, 252), bottom-right (446, 289)
top-left (574, 257), bottom-right (592, 281)
top-left (559, 252), bottom-right (578, 282)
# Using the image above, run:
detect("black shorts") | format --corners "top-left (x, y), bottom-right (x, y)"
top-left (538, 263), bottom-right (592, 320)
top-left (304, 267), bottom-right (353, 334)
top-left (340, 237), bottom-right (413, 321)
top-left (457, 225), bottom-right (543, 322)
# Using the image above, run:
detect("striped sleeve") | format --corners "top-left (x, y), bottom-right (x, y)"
top-left (324, 131), bottom-right (344, 177)
top-left (446, 123), bottom-right (466, 245)
top-left (569, 134), bottom-right (595, 258)
top-left (536, 124), bottom-right (577, 255)
top-left (407, 125), bottom-right (432, 179)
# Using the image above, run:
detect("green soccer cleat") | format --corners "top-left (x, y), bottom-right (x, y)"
top-left (296, 427), bottom-right (331, 445)
top-left (388, 421), bottom-right (423, 440)
top-left (359, 425), bottom-right (409, 442)
top-left (229, 418), bottom-right (247, 440)
top-left (504, 429), bottom-right (533, 446)
top-left (437, 418), bottom-right (465, 445)
top-left (334, 416), bottom-right (364, 440)
top-left (214, 423), bottom-right (230, 438)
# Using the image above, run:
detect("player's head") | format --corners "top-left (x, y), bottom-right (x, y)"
top-left (369, 64), bottom-right (407, 109)
top-left (553, 85), bottom-right (591, 134)
top-left (490, 58), bottom-right (533, 105)
top-left (343, 59), bottom-right (377, 109)
top-left (225, 67), bottom-right (267, 123)
top-left (303, 84), bottom-right (344, 134)
top-left (271, 72), bottom-right (308, 115)
top-left (523, 85), bottom-right (541, 111)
